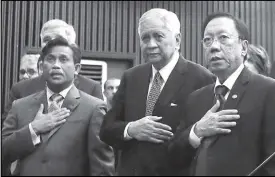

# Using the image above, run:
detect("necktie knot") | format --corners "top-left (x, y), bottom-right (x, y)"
top-left (154, 72), bottom-right (163, 85)
top-left (50, 93), bottom-right (63, 103)
top-left (215, 85), bottom-right (228, 97)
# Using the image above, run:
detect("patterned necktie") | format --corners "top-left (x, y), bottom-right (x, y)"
top-left (195, 85), bottom-right (228, 175)
top-left (48, 93), bottom-right (64, 112)
top-left (41, 93), bottom-right (63, 142)
top-left (145, 71), bottom-right (164, 116)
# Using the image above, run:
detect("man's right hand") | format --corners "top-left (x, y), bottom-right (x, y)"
top-left (31, 104), bottom-right (70, 134)
top-left (194, 101), bottom-right (240, 138)
top-left (127, 116), bottom-right (173, 144)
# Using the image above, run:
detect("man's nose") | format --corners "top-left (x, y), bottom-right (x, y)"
top-left (210, 39), bottom-right (221, 52)
top-left (52, 60), bottom-right (62, 68)
top-left (147, 38), bottom-right (158, 48)
top-left (22, 73), bottom-right (29, 79)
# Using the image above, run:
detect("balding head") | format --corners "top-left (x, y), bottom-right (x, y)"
top-left (40, 19), bottom-right (76, 48)
top-left (138, 8), bottom-right (180, 37)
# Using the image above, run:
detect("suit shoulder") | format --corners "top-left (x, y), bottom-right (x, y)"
top-left (79, 90), bottom-right (105, 105)
top-left (77, 75), bottom-right (100, 85)
top-left (12, 91), bottom-right (43, 106)
top-left (123, 63), bottom-right (150, 75)
top-left (185, 59), bottom-right (214, 78)
top-left (190, 84), bottom-right (213, 99)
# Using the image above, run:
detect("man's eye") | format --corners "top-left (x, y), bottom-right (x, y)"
top-left (219, 35), bottom-right (230, 40)
top-left (203, 37), bottom-right (212, 43)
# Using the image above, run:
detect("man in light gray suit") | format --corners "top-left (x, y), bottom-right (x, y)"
top-left (2, 37), bottom-right (115, 176)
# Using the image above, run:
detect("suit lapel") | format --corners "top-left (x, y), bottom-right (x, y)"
top-left (47, 85), bottom-right (81, 140)
top-left (33, 89), bottom-right (48, 114)
top-left (134, 64), bottom-right (152, 118)
top-left (153, 56), bottom-right (188, 111)
top-left (224, 68), bottom-right (251, 110)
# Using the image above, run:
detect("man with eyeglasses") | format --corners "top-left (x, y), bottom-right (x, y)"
top-left (169, 12), bottom-right (275, 176)
top-left (19, 54), bottom-right (40, 81)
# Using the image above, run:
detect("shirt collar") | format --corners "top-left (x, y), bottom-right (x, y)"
top-left (151, 51), bottom-right (179, 82)
top-left (46, 83), bottom-right (74, 101)
top-left (214, 64), bottom-right (244, 91)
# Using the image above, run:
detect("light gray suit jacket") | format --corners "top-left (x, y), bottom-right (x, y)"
top-left (2, 85), bottom-right (115, 176)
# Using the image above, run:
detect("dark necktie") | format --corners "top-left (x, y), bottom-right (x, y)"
top-left (195, 85), bottom-right (228, 175)
top-left (145, 71), bottom-right (164, 116)
top-left (41, 93), bottom-right (63, 142)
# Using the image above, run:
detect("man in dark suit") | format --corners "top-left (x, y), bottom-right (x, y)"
top-left (99, 8), bottom-right (215, 176)
top-left (2, 37), bottom-right (115, 175)
top-left (169, 12), bottom-right (275, 176)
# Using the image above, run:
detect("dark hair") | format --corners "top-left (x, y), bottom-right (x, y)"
top-left (202, 12), bottom-right (250, 42)
top-left (39, 36), bottom-right (81, 64)
top-left (246, 44), bottom-right (271, 76)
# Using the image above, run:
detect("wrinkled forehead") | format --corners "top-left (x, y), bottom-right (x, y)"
top-left (139, 17), bottom-right (170, 36)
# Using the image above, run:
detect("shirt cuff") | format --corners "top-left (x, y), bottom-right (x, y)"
top-left (189, 123), bottom-right (202, 148)
top-left (29, 123), bottom-right (41, 146)
top-left (123, 122), bottom-right (133, 140)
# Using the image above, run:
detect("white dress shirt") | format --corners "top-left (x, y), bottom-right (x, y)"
top-left (29, 84), bottom-right (73, 146)
top-left (123, 51), bottom-right (180, 140)
top-left (189, 64), bottom-right (244, 148)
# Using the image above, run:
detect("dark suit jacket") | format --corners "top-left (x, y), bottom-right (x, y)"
top-left (99, 55), bottom-right (215, 176)
top-left (169, 68), bottom-right (275, 176)
top-left (2, 85), bottom-right (115, 176)
top-left (270, 60), bottom-right (275, 79)
top-left (2, 74), bottom-right (103, 126)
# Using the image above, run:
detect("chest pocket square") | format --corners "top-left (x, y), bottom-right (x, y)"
top-left (170, 103), bottom-right (178, 107)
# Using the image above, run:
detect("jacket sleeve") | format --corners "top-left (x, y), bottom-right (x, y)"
top-left (88, 103), bottom-right (115, 176)
top-left (91, 81), bottom-right (104, 101)
top-left (2, 85), bottom-right (20, 127)
top-left (2, 100), bottom-right (37, 164)
top-left (262, 82), bottom-right (275, 176)
top-left (99, 72), bottom-right (130, 149)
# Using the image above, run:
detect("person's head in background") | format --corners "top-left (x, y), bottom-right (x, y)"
top-left (19, 54), bottom-right (40, 81)
top-left (38, 19), bottom-right (76, 74)
top-left (244, 44), bottom-right (271, 76)
top-left (103, 78), bottom-right (121, 109)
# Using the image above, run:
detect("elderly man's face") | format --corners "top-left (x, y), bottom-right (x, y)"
top-left (42, 46), bottom-right (80, 91)
top-left (204, 17), bottom-right (247, 77)
top-left (139, 18), bottom-right (180, 69)
top-left (19, 56), bottom-right (39, 81)
top-left (41, 28), bottom-right (67, 48)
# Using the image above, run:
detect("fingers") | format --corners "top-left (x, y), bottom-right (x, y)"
top-left (37, 104), bottom-right (44, 114)
top-left (209, 100), bottom-right (220, 113)
top-left (51, 108), bottom-right (70, 115)
top-left (153, 128), bottom-right (173, 138)
top-left (213, 128), bottom-right (231, 134)
top-left (217, 121), bottom-right (237, 128)
top-left (151, 131), bottom-right (173, 141)
top-left (152, 121), bottom-right (172, 131)
top-left (54, 119), bottom-right (67, 127)
top-left (54, 109), bottom-right (71, 117)
top-left (55, 113), bottom-right (70, 122)
top-left (147, 116), bottom-right (162, 121)
top-left (218, 114), bottom-right (240, 121)
top-left (217, 109), bottom-right (238, 116)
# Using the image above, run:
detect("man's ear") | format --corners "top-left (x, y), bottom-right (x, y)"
top-left (38, 61), bottom-right (43, 75)
top-left (241, 40), bottom-right (249, 57)
top-left (74, 63), bottom-right (81, 75)
top-left (175, 33), bottom-right (181, 50)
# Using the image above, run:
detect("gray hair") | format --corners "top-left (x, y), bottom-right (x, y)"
top-left (40, 19), bottom-right (76, 44)
top-left (138, 8), bottom-right (180, 36)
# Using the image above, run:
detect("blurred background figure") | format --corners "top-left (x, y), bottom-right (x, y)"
top-left (244, 44), bottom-right (272, 76)
top-left (270, 60), bottom-right (275, 79)
top-left (19, 54), bottom-right (40, 81)
top-left (103, 78), bottom-right (121, 110)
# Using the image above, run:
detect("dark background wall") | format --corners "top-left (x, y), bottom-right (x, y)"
top-left (1, 1), bottom-right (275, 114)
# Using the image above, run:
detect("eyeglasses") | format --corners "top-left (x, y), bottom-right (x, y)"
top-left (201, 34), bottom-right (241, 48)
top-left (19, 69), bottom-right (37, 76)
